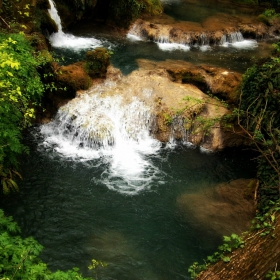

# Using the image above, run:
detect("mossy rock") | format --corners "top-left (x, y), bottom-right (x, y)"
top-left (56, 62), bottom-right (93, 94)
top-left (38, 10), bottom-right (58, 33)
top-left (84, 47), bottom-right (110, 78)
top-left (107, 0), bottom-right (162, 27)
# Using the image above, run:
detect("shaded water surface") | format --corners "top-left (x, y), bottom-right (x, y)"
top-left (2, 132), bottom-right (256, 280)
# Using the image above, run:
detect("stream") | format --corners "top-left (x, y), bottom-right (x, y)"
top-left (0, 0), bottom-right (266, 279)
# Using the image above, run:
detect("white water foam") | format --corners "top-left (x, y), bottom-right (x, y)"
top-left (157, 42), bottom-right (190, 51)
top-left (48, 0), bottom-right (103, 50)
top-left (220, 32), bottom-right (258, 49)
top-left (39, 90), bottom-right (162, 194)
top-left (49, 32), bottom-right (103, 50)
top-left (126, 33), bottom-right (142, 41)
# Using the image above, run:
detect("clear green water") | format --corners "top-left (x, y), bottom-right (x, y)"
top-left (1, 132), bottom-right (256, 280)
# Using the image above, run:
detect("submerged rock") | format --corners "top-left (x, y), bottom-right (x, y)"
top-left (176, 178), bottom-right (257, 236)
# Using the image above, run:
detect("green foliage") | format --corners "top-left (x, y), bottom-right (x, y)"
top-left (188, 233), bottom-right (245, 279)
top-left (0, 33), bottom-right (44, 193)
top-left (262, 9), bottom-right (280, 18)
top-left (108, 0), bottom-right (162, 27)
top-left (258, 9), bottom-right (280, 25)
top-left (163, 113), bottom-right (173, 125)
top-left (88, 259), bottom-right (107, 280)
top-left (266, 269), bottom-right (280, 280)
top-left (0, 166), bottom-right (22, 194)
top-left (251, 201), bottom-right (280, 237)
top-left (237, 50), bottom-right (280, 201)
top-left (0, 209), bottom-right (93, 280)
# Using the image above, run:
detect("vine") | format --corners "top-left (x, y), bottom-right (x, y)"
top-left (188, 233), bottom-right (245, 279)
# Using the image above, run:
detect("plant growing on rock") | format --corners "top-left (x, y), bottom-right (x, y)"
top-left (84, 48), bottom-right (111, 78)
top-left (188, 233), bottom-right (245, 279)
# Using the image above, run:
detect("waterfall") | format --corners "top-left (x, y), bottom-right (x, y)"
top-left (39, 82), bottom-right (161, 194)
top-left (155, 35), bottom-right (190, 51)
top-left (48, 0), bottom-right (63, 32)
top-left (127, 21), bottom-right (258, 51)
top-left (47, 0), bottom-right (103, 50)
top-left (220, 31), bottom-right (257, 49)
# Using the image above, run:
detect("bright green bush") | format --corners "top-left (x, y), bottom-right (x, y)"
top-left (0, 33), bottom-right (45, 193)
top-left (0, 209), bottom-right (93, 280)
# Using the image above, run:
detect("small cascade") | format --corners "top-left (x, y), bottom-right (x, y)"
top-left (39, 83), bottom-right (161, 194)
top-left (220, 31), bottom-right (257, 49)
top-left (48, 0), bottom-right (103, 50)
top-left (169, 116), bottom-right (188, 143)
top-left (127, 20), bottom-right (258, 51)
top-left (155, 34), bottom-right (190, 51)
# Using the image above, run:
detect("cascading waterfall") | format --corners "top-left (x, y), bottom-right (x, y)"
top-left (155, 35), bottom-right (190, 51)
top-left (39, 82), bottom-right (161, 194)
top-left (127, 21), bottom-right (257, 51)
top-left (220, 31), bottom-right (258, 49)
top-left (48, 0), bottom-right (103, 49)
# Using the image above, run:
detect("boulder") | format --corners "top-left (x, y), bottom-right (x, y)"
top-left (85, 47), bottom-right (111, 78)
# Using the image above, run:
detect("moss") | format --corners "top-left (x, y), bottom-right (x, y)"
top-left (56, 62), bottom-right (93, 93)
top-left (84, 47), bottom-right (110, 78)
top-left (257, 14), bottom-right (271, 25)
top-left (108, 0), bottom-right (163, 27)
top-left (37, 9), bottom-right (58, 33)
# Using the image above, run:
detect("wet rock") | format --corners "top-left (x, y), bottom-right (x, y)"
top-left (85, 47), bottom-right (111, 78)
top-left (177, 178), bottom-right (257, 236)
top-left (41, 62), bottom-right (248, 150)
top-left (137, 59), bottom-right (242, 104)
top-left (129, 8), bottom-right (280, 47)
top-left (55, 62), bottom-right (93, 93)
top-left (137, 59), bottom-right (249, 150)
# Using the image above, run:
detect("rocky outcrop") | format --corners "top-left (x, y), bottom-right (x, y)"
top-left (138, 60), bottom-right (242, 104)
top-left (37, 48), bottom-right (111, 123)
top-left (128, 11), bottom-right (280, 46)
top-left (129, 19), bottom-right (241, 46)
top-left (84, 47), bottom-right (111, 78)
top-left (70, 65), bottom-right (248, 150)
top-left (40, 59), bottom-right (249, 150)
top-left (137, 59), bottom-right (251, 150)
